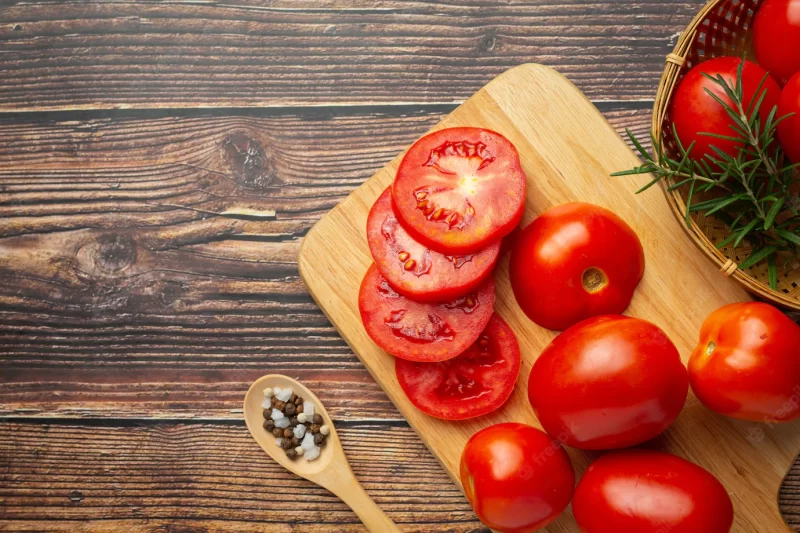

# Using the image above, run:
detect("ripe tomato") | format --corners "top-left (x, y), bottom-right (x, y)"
top-left (392, 127), bottom-right (526, 255)
top-left (509, 202), bottom-right (644, 331)
top-left (367, 187), bottom-right (500, 302)
top-left (528, 315), bottom-right (688, 450)
top-left (573, 449), bottom-right (734, 533)
top-left (754, 0), bottom-right (800, 85)
top-left (396, 313), bottom-right (520, 420)
top-left (671, 57), bottom-right (781, 163)
top-left (777, 72), bottom-right (800, 163)
top-left (358, 263), bottom-right (494, 362)
top-left (460, 423), bottom-right (575, 533)
top-left (688, 302), bottom-right (800, 423)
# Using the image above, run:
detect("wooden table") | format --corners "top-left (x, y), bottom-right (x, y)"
top-left (1, 2), bottom-right (799, 531)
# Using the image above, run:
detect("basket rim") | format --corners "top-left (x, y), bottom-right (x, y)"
top-left (651, 0), bottom-right (800, 311)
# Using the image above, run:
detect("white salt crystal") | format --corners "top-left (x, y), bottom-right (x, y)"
top-left (301, 432), bottom-right (315, 451)
top-left (275, 387), bottom-right (293, 402)
top-left (304, 446), bottom-right (321, 461)
top-left (275, 438), bottom-right (283, 447)
top-left (271, 408), bottom-right (285, 421)
top-left (261, 398), bottom-right (272, 410)
top-left (274, 417), bottom-right (290, 429)
top-left (293, 424), bottom-right (307, 439)
top-left (303, 402), bottom-right (315, 417)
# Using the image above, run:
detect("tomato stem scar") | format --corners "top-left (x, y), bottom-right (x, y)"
top-left (582, 268), bottom-right (608, 293)
top-left (706, 341), bottom-right (716, 356)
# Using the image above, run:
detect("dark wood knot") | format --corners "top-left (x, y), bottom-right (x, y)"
top-left (92, 234), bottom-right (137, 273)
top-left (478, 29), bottom-right (497, 54)
top-left (222, 133), bottom-right (279, 190)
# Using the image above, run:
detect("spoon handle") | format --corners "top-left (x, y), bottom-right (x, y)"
top-left (335, 481), bottom-right (401, 533)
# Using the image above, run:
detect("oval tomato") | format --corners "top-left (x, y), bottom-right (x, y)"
top-left (754, 0), bottom-right (800, 85)
top-left (688, 302), bottom-right (800, 423)
top-left (358, 263), bottom-right (494, 362)
top-left (367, 187), bottom-right (500, 302)
top-left (528, 315), bottom-right (688, 450)
top-left (396, 313), bottom-right (520, 420)
top-left (460, 423), bottom-right (575, 533)
top-left (509, 202), bottom-right (644, 331)
top-left (778, 72), bottom-right (800, 163)
top-left (392, 127), bottom-right (526, 254)
top-left (573, 449), bottom-right (734, 533)
top-left (671, 57), bottom-right (781, 164)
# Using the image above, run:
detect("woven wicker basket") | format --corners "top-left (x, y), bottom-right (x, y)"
top-left (653, 0), bottom-right (800, 310)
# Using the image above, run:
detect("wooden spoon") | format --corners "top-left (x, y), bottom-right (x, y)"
top-left (244, 374), bottom-right (402, 533)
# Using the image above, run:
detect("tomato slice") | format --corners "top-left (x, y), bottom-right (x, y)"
top-left (395, 313), bottom-right (520, 420)
top-left (367, 187), bottom-right (500, 302)
top-left (358, 263), bottom-right (495, 362)
top-left (392, 127), bottom-right (527, 254)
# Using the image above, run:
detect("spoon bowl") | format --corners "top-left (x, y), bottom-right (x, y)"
top-left (244, 374), bottom-right (338, 476)
top-left (243, 374), bottom-right (401, 533)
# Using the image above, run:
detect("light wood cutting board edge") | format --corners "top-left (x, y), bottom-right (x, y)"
top-left (297, 63), bottom-right (800, 532)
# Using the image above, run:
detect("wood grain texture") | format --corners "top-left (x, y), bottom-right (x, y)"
top-left (0, 0), bottom-right (704, 110)
top-left (0, 421), bottom-right (485, 532)
top-left (298, 64), bottom-right (800, 532)
top-left (0, 105), bottom-right (650, 421)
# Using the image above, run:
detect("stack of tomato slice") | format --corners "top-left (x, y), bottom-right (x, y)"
top-left (358, 127), bottom-right (527, 420)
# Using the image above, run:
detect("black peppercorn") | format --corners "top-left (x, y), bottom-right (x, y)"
top-left (272, 427), bottom-right (283, 438)
top-left (263, 409), bottom-right (271, 419)
top-left (285, 448), bottom-right (297, 459)
top-left (313, 414), bottom-right (324, 425)
top-left (274, 400), bottom-right (286, 410)
top-left (285, 403), bottom-right (296, 416)
top-left (290, 417), bottom-right (299, 427)
top-left (263, 419), bottom-right (274, 430)
top-left (281, 439), bottom-right (293, 450)
top-left (291, 437), bottom-right (300, 447)
top-left (294, 396), bottom-right (303, 406)
top-left (283, 428), bottom-right (293, 439)
top-left (310, 424), bottom-right (321, 434)
top-left (314, 433), bottom-right (325, 445)
top-left (289, 393), bottom-right (298, 404)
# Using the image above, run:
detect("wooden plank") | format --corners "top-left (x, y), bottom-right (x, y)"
top-left (0, 421), bottom-right (484, 532)
top-left (297, 64), bottom-right (799, 532)
top-left (0, 0), bottom-right (703, 110)
top-left (0, 421), bottom-right (798, 531)
top-left (0, 105), bottom-right (650, 421)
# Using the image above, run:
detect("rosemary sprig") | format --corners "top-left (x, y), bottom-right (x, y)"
top-left (613, 59), bottom-right (800, 289)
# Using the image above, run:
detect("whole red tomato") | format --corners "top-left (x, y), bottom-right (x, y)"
top-left (573, 449), bottom-right (734, 533)
top-left (528, 315), bottom-right (688, 450)
top-left (754, 0), bottom-right (800, 85)
top-left (778, 72), bottom-right (800, 162)
top-left (509, 202), bottom-right (645, 331)
top-left (460, 423), bottom-right (575, 533)
top-left (671, 57), bottom-right (781, 164)
top-left (689, 302), bottom-right (800, 423)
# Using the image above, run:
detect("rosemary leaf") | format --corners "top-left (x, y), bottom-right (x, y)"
top-left (738, 246), bottom-right (778, 270)
top-left (768, 254), bottom-right (778, 290)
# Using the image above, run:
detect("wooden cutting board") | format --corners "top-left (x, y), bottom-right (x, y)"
top-left (297, 63), bottom-right (800, 532)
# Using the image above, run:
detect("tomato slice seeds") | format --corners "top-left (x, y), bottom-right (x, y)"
top-left (396, 313), bottom-right (520, 420)
top-left (367, 187), bottom-right (500, 302)
top-left (358, 263), bottom-right (495, 362)
top-left (392, 127), bottom-right (527, 254)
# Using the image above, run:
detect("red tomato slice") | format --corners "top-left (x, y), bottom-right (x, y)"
top-left (358, 263), bottom-right (495, 362)
top-left (392, 127), bottom-right (527, 254)
top-left (395, 313), bottom-right (520, 420)
top-left (367, 187), bottom-right (501, 302)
